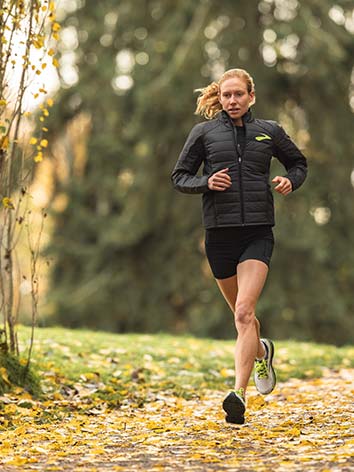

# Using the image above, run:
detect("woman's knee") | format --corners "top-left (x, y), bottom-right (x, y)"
top-left (234, 300), bottom-right (255, 326)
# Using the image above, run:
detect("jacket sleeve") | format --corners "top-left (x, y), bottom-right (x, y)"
top-left (171, 124), bottom-right (210, 194)
top-left (273, 123), bottom-right (308, 191)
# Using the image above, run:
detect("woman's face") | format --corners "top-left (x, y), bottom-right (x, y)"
top-left (218, 77), bottom-right (254, 124)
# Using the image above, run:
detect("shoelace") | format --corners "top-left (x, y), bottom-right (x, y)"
top-left (235, 387), bottom-right (245, 400)
top-left (255, 359), bottom-right (269, 379)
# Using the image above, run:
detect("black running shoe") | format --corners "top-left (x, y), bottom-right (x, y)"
top-left (222, 388), bottom-right (246, 424)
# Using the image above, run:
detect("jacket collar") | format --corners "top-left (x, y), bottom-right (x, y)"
top-left (218, 109), bottom-right (254, 127)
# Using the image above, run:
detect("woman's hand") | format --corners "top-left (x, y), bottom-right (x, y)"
top-left (272, 176), bottom-right (292, 195)
top-left (208, 168), bottom-right (231, 191)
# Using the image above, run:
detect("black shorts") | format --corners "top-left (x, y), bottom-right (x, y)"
top-left (204, 225), bottom-right (274, 279)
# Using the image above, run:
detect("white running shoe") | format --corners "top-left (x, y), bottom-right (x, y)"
top-left (254, 338), bottom-right (276, 395)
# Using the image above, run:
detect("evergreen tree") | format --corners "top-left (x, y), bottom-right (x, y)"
top-left (46, 0), bottom-right (354, 344)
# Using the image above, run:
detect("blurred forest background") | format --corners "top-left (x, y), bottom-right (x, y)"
top-left (19, 0), bottom-right (354, 345)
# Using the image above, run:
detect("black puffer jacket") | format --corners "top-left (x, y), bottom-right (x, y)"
top-left (171, 110), bottom-right (307, 229)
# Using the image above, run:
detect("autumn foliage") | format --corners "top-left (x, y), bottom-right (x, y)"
top-left (0, 327), bottom-right (353, 470)
top-left (0, 1), bottom-right (58, 375)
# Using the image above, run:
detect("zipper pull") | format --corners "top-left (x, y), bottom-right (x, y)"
top-left (238, 156), bottom-right (241, 163)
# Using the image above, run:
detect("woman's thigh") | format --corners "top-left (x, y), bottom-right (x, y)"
top-left (236, 259), bottom-right (269, 309)
top-left (215, 274), bottom-right (238, 313)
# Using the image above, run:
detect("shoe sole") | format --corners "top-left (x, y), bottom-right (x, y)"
top-left (259, 338), bottom-right (276, 395)
top-left (222, 393), bottom-right (245, 424)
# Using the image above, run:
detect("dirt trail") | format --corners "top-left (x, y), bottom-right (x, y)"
top-left (1, 369), bottom-right (353, 471)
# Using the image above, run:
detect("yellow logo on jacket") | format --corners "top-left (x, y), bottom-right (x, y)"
top-left (255, 133), bottom-right (272, 141)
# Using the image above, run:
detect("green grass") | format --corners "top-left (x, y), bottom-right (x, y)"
top-left (0, 352), bottom-right (41, 396)
top-left (13, 326), bottom-right (354, 406)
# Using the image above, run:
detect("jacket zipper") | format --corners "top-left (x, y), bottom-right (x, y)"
top-left (232, 126), bottom-right (245, 225)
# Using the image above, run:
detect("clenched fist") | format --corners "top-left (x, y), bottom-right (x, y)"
top-left (208, 168), bottom-right (232, 191)
top-left (272, 176), bottom-right (292, 195)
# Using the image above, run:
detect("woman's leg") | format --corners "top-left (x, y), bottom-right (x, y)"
top-left (215, 273), bottom-right (238, 312)
top-left (233, 259), bottom-right (268, 394)
top-left (216, 271), bottom-right (266, 391)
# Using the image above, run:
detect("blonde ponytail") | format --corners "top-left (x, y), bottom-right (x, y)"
top-left (194, 68), bottom-right (256, 120)
top-left (194, 81), bottom-right (222, 120)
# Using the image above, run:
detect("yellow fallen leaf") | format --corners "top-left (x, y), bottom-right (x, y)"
top-left (288, 427), bottom-right (301, 437)
top-left (2, 197), bottom-right (15, 210)
top-left (220, 368), bottom-right (234, 378)
top-left (248, 395), bottom-right (266, 409)
top-left (0, 367), bottom-right (11, 385)
top-left (90, 447), bottom-right (106, 454)
top-left (5, 457), bottom-right (28, 466)
top-left (1, 135), bottom-right (9, 150)
top-left (52, 22), bottom-right (61, 32)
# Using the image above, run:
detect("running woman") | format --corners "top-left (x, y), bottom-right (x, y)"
top-left (171, 68), bottom-right (307, 424)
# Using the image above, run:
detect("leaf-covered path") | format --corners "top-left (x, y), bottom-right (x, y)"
top-left (1, 369), bottom-right (353, 472)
